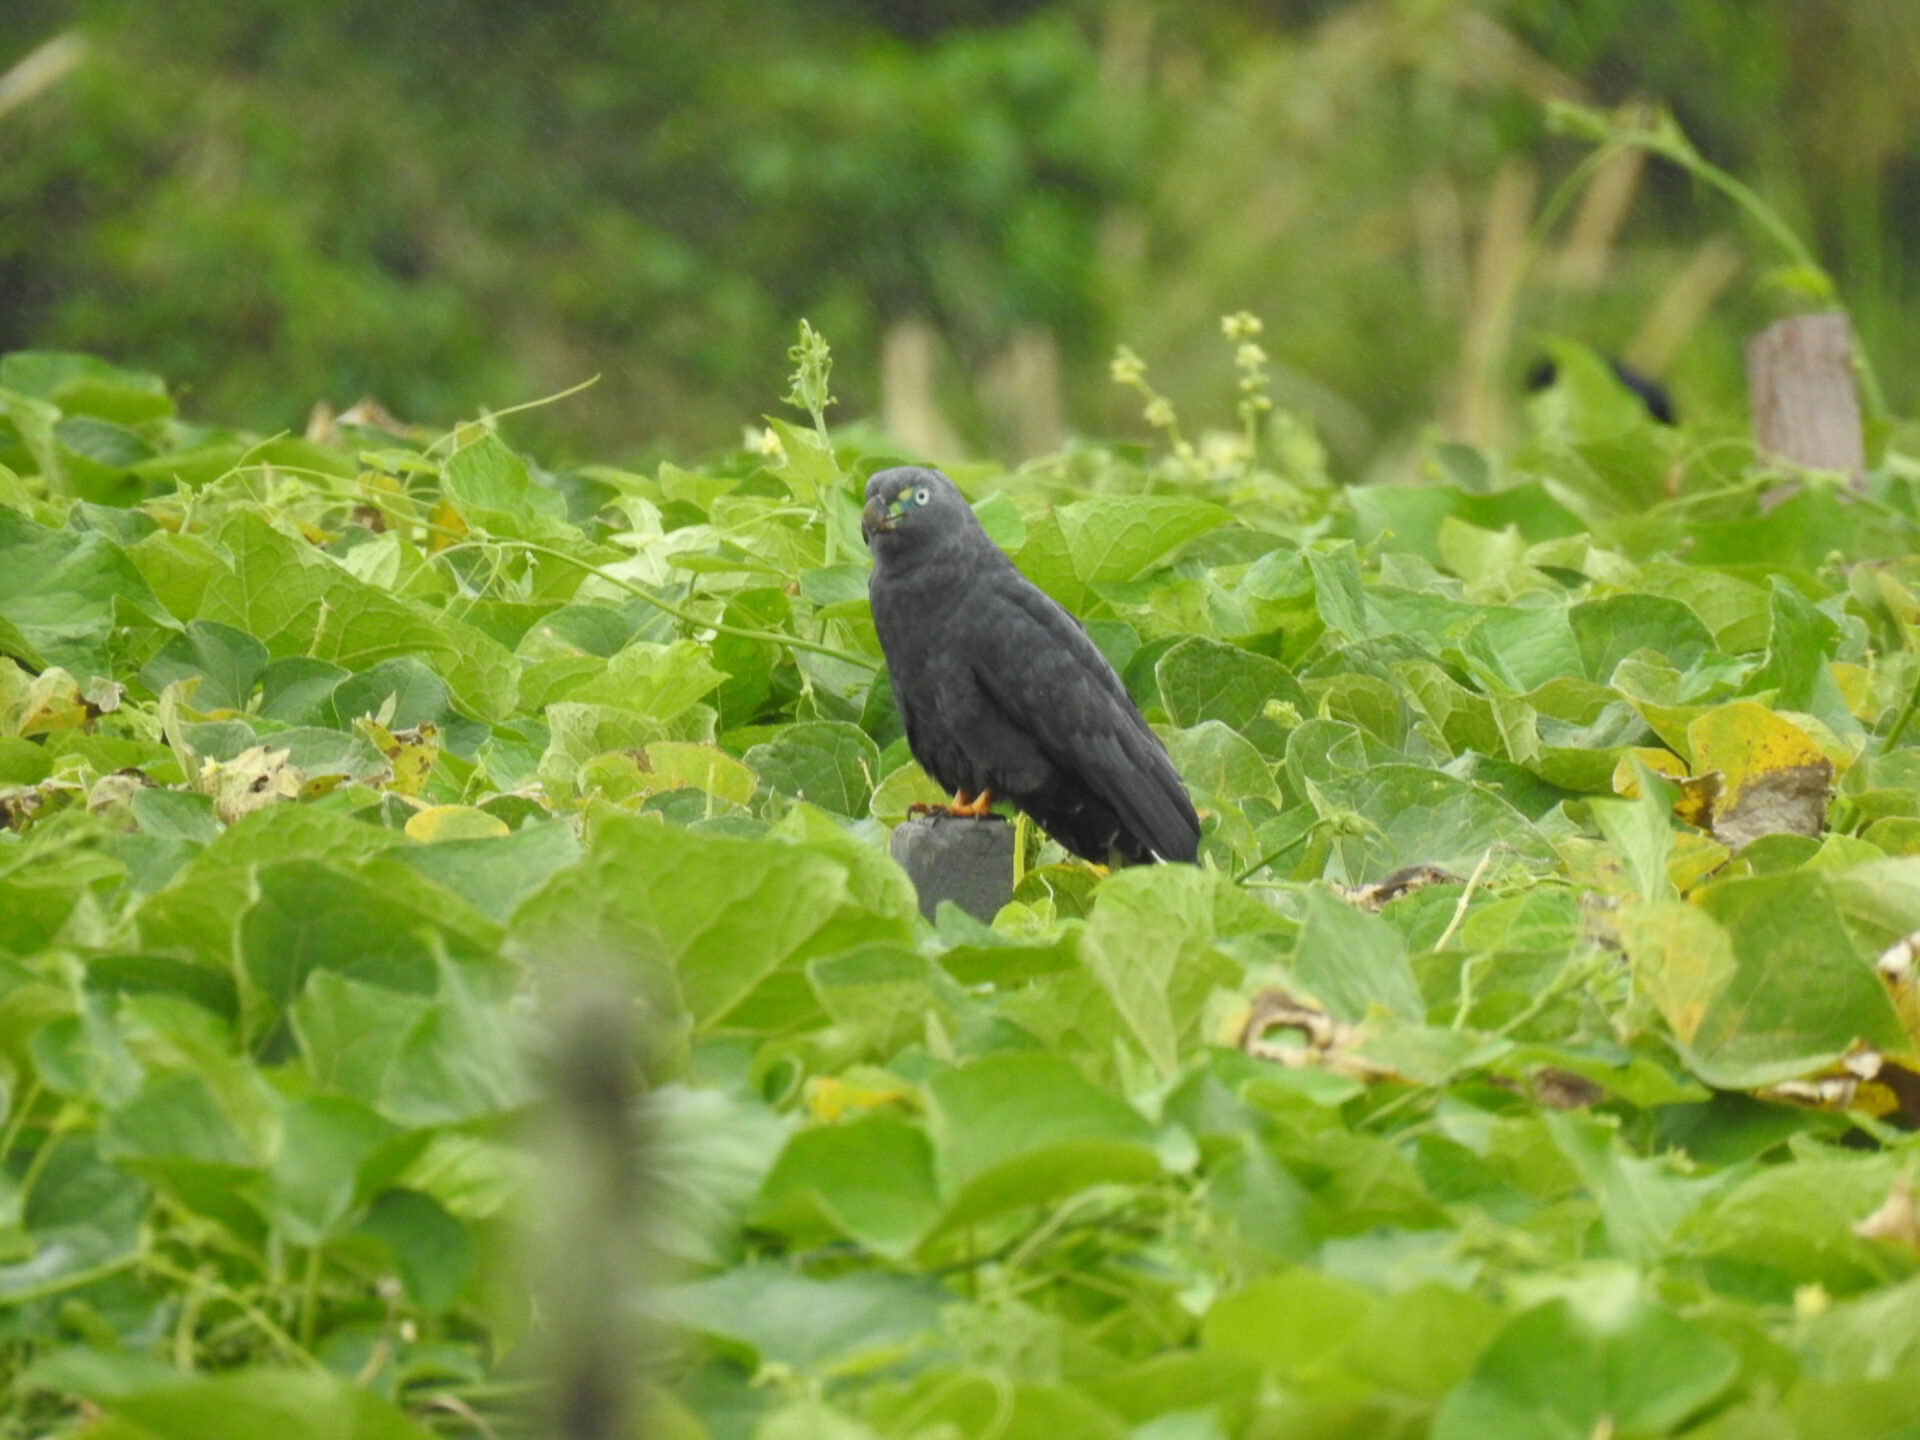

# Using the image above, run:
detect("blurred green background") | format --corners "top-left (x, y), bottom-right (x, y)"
top-left (3, 1), bottom-right (1917, 473)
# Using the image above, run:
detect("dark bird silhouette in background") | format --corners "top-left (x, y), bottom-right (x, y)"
top-left (1527, 355), bottom-right (1677, 425)
top-left (862, 466), bottom-right (1200, 865)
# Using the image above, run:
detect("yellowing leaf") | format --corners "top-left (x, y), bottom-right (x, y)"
top-left (1878, 931), bottom-right (1920, 1045)
top-left (406, 804), bottom-right (510, 842)
top-left (1681, 701), bottom-right (1834, 849)
top-left (869, 761), bottom-right (952, 825)
top-left (1667, 832), bottom-right (1731, 892)
top-left (803, 1072), bottom-right (914, 1123)
top-left (639, 742), bottom-right (756, 806)
top-left (426, 497), bottom-right (468, 551)
top-left (1851, 1174), bottom-right (1920, 1254)
top-left (355, 717), bottom-right (439, 796)
top-left (1618, 901), bottom-right (1736, 1047)
top-left (199, 745), bottom-right (304, 824)
top-left (1687, 701), bottom-right (1824, 789)
top-left (1670, 771), bottom-right (1723, 832)
top-left (1831, 662), bottom-right (1878, 723)
top-left (1231, 986), bottom-right (1397, 1081)
top-left (1757, 1046), bottom-right (1919, 1125)
top-left (0, 662), bottom-right (90, 738)
top-left (1610, 747), bottom-right (1687, 797)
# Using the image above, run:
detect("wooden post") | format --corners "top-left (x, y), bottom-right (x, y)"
top-left (1745, 312), bottom-right (1865, 481)
top-left (888, 815), bottom-right (1015, 924)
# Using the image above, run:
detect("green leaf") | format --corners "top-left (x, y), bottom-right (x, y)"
top-left (746, 721), bottom-right (881, 816)
top-left (0, 506), bottom-right (171, 679)
top-left (389, 819), bottom-right (581, 924)
top-left (654, 1267), bottom-right (948, 1374)
top-left (1634, 562), bottom-right (1772, 653)
top-left (1155, 636), bottom-right (1309, 733)
top-left (511, 814), bottom-right (877, 1029)
top-left (309, 576), bottom-right (519, 722)
top-left (0, 381), bottom-right (62, 488)
top-left (254, 1095), bottom-right (400, 1245)
top-left (239, 861), bottom-right (450, 1022)
top-left (289, 970), bottom-right (434, 1104)
top-left (1520, 343), bottom-right (1678, 516)
top-left (0, 351), bottom-right (174, 424)
top-left (806, 945), bottom-right (961, 1055)
top-left (1291, 888), bottom-right (1423, 1022)
top-left (1348, 1283), bottom-right (1502, 1400)
top-left (762, 417), bottom-right (841, 505)
top-left (130, 788), bottom-right (222, 845)
top-left (1349, 482), bottom-right (1470, 563)
top-left (1163, 720), bottom-right (1281, 804)
top-left (1569, 593), bottom-right (1714, 682)
top-left (196, 511), bottom-right (333, 656)
top-left (100, 1070), bottom-right (259, 1172)
top-left (46, 1369), bottom-right (438, 1440)
top-left (137, 620), bottom-right (268, 710)
top-left (1623, 873), bottom-right (1906, 1088)
top-left (0, 609), bottom-right (47, 671)
top-left (925, 1053), bottom-right (1162, 1233)
top-left (1204, 1132), bottom-right (1322, 1262)
top-left (1749, 575), bottom-right (1853, 734)
top-left (441, 432), bottom-right (569, 534)
top-left (869, 759), bottom-right (952, 822)
top-left (328, 655), bottom-right (450, 728)
top-left (1202, 1268), bottom-right (1378, 1385)
top-left (648, 1083), bottom-right (790, 1269)
top-left (1458, 605), bottom-right (1585, 695)
top-left (381, 954), bottom-right (536, 1125)
top-left (757, 1115), bottom-right (940, 1260)
top-left (1313, 764), bottom-right (1555, 882)
top-left (133, 806), bottom-right (402, 966)
top-left (1013, 497), bottom-right (1231, 610)
top-left (355, 1188), bottom-right (475, 1311)
top-left (1433, 1281), bottom-right (1739, 1440)
top-left (566, 638), bottom-right (727, 720)
top-left (274, 725), bottom-right (389, 783)
top-left (257, 656), bottom-right (350, 725)
top-left (1589, 760), bottom-right (1678, 902)
top-left (14, 1136), bottom-right (146, 1282)
top-left (1543, 1112), bottom-right (1715, 1262)
top-left (1680, 1150), bottom-right (1906, 1294)
top-left (1079, 865), bottom-right (1241, 1077)
top-left (1305, 543), bottom-right (1376, 639)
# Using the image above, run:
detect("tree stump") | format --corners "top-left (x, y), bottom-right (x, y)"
top-left (1745, 312), bottom-right (1865, 482)
top-left (888, 815), bottom-right (1015, 924)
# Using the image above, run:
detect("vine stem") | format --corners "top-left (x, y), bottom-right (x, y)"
top-left (1554, 107), bottom-right (1890, 423)
top-left (211, 459), bottom-right (881, 671)
top-left (431, 537), bottom-right (878, 669)
top-left (0, 1254), bottom-right (140, 1308)
top-left (1882, 658), bottom-right (1920, 754)
top-left (299, 1244), bottom-right (322, 1351)
top-left (141, 1254), bottom-right (326, 1373)
top-left (1434, 846), bottom-right (1494, 953)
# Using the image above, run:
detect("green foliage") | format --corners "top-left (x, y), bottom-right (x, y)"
top-left (1, 336), bottom-right (1920, 1440)
top-left (6, 4), bottom-right (1920, 464)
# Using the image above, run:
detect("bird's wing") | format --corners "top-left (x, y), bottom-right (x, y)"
top-left (961, 572), bottom-right (1199, 860)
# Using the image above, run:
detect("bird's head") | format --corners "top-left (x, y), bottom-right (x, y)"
top-left (861, 466), bottom-right (971, 560)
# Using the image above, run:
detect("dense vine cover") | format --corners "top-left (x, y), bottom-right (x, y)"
top-left (2, 334), bottom-right (1920, 1438)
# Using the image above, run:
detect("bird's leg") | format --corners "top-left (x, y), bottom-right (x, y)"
top-left (946, 789), bottom-right (994, 819)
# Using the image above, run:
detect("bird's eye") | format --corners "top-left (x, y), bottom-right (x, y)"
top-left (913, 485), bottom-right (931, 506)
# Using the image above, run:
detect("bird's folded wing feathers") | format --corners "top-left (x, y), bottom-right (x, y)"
top-left (967, 581), bottom-right (1198, 858)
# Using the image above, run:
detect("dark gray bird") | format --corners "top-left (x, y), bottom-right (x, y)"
top-left (861, 466), bottom-right (1200, 865)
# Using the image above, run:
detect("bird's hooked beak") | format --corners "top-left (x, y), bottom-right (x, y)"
top-left (861, 493), bottom-right (900, 541)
